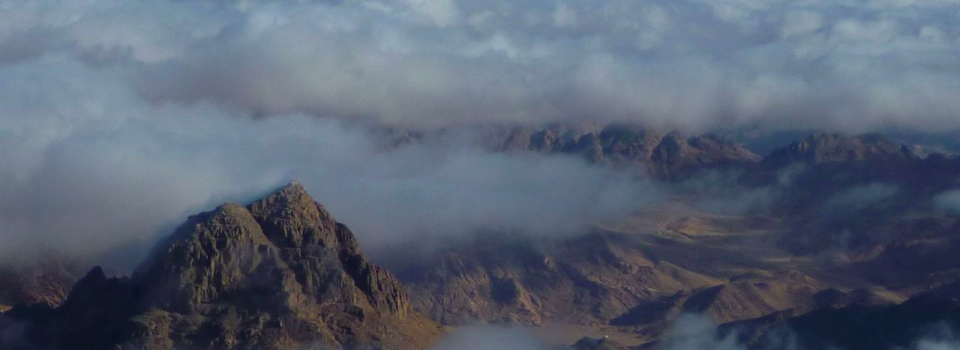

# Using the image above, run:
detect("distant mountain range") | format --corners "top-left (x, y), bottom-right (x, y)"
top-left (3, 128), bottom-right (960, 350)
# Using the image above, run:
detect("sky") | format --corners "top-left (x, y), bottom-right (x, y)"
top-left (2, 0), bottom-right (960, 266)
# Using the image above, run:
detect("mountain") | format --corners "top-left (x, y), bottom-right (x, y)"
top-left (0, 182), bottom-right (442, 350)
top-left (722, 294), bottom-right (960, 350)
top-left (757, 132), bottom-right (959, 193)
top-left (736, 132), bottom-right (960, 259)
top-left (498, 124), bottom-right (760, 179)
top-left (631, 272), bottom-right (821, 325)
top-left (391, 232), bottom-right (721, 326)
top-left (388, 205), bottom-right (874, 342)
top-left (0, 258), bottom-right (83, 311)
top-left (761, 133), bottom-right (918, 168)
top-left (3, 130), bottom-right (960, 350)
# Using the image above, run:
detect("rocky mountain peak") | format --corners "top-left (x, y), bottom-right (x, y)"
top-left (247, 181), bottom-right (340, 250)
top-left (248, 181), bottom-right (326, 222)
top-left (3, 182), bottom-right (440, 350)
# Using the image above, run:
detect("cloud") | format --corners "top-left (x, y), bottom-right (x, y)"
top-left (674, 170), bottom-right (777, 215)
top-left (0, 54), bottom-right (661, 268)
top-left (428, 325), bottom-right (554, 350)
top-left (422, 319), bottom-right (960, 350)
top-left (657, 313), bottom-right (960, 350)
top-left (823, 182), bottom-right (900, 213)
top-left (915, 337), bottom-right (960, 350)
top-left (1, 0), bottom-right (958, 269)
top-left (658, 314), bottom-right (759, 350)
top-left (933, 189), bottom-right (960, 214)
top-left (1, 0), bottom-right (959, 133)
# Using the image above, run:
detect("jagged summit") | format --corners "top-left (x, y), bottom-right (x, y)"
top-left (3, 183), bottom-right (441, 350)
top-left (251, 181), bottom-right (317, 214)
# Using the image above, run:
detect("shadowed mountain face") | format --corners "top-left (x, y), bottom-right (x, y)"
top-left (750, 133), bottom-right (960, 266)
top-left (0, 183), bottom-right (441, 350)
top-left (761, 133), bottom-right (918, 168)
top-left (758, 133), bottom-right (959, 195)
top-left (723, 294), bottom-right (960, 350)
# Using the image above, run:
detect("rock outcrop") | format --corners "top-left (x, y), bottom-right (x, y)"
top-left (0, 182), bottom-right (441, 350)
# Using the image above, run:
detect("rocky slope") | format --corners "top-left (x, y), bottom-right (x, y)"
top-left (390, 206), bottom-right (869, 338)
top-left (0, 258), bottom-right (83, 311)
top-left (392, 232), bottom-right (722, 326)
top-left (0, 182), bottom-right (442, 350)
top-left (612, 271), bottom-right (826, 327)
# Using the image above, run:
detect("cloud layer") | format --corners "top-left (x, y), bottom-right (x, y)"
top-left (3, 0), bottom-right (960, 132)
top-left (2, 0), bottom-right (960, 266)
top-left (0, 55), bottom-right (662, 266)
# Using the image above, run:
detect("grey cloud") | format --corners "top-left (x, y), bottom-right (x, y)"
top-left (1, 0), bottom-right (958, 269)
top-left (658, 314), bottom-right (761, 350)
top-left (823, 182), bottom-right (900, 213)
top-left (914, 334), bottom-right (960, 350)
top-left (1, 0), bottom-right (959, 132)
top-left (933, 189), bottom-right (960, 214)
top-left (658, 314), bottom-right (960, 350)
top-left (409, 316), bottom-right (960, 350)
top-left (0, 55), bottom-right (661, 267)
top-left (674, 171), bottom-right (777, 216)
top-left (428, 325), bottom-right (554, 350)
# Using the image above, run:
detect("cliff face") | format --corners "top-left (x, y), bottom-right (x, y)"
top-left (1, 182), bottom-right (441, 350)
